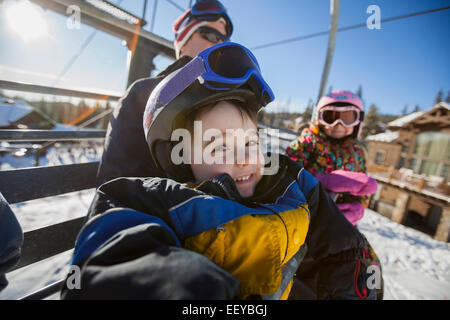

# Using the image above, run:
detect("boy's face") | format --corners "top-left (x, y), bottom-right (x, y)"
top-left (190, 101), bottom-right (264, 198)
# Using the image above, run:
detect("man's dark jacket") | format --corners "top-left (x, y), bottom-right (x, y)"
top-left (96, 56), bottom-right (193, 186)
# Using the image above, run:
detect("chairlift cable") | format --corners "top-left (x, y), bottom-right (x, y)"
top-left (52, 0), bottom-right (125, 87)
top-left (250, 6), bottom-right (450, 51)
top-left (150, 0), bottom-right (159, 32)
top-left (165, 0), bottom-right (185, 12)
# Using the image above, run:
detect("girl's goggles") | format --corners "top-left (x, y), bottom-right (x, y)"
top-left (318, 105), bottom-right (362, 127)
top-left (154, 42), bottom-right (274, 110)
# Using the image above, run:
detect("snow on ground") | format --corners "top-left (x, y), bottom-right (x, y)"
top-left (1, 144), bottom-right (449, 300)
top-left (357, 209), bottom-right (450, 300)
top-left (0, 142), bottom-right (103, 171)
top-left (0, 189), bottom-right (95, 300)
top-left (1, 201), bottom-right (449, 300)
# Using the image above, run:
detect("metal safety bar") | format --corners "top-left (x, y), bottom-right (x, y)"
top-left (0, 80), bottom-right (121, 101)
top-left (0, 130), bottom-right (107, 142)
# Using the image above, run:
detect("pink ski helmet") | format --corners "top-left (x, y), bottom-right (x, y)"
top-left (315, 90), bottom-right (365, 139)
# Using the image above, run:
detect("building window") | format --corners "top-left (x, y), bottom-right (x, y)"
top-left (415, 132), bottom-right (450, 160)
top-left (409, 158), bottom-right (417, 172)
top-left (442, 165), bottom-right (450, 181)
top-left (375, 150), bottom-right (386, 165)
top-left (397, 157), bottom-right (405, 169)
top-left (414, 132), bottom-right (450, 178)
top-left (420, 160), bottom-right (440, 177)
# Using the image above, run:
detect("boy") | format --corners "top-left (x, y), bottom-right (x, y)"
top-left (62, 43), bottom-right (376, 300)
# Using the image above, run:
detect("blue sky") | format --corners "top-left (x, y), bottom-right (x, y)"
top-left (0, 0), bottom-right (449, 115)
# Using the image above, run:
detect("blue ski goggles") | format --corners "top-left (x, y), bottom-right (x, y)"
top-left (174, 0), bottom-right (233, 36)
top-left (153, 42), bottom-right (274, 110)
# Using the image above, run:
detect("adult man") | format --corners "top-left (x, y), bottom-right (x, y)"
top-left (96, 0), bottom-right (233, 186)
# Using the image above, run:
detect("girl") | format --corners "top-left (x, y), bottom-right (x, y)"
top-left (286, 90), bottom-right (383, 299)
top-left (286, 90), bottom-right (374, 224)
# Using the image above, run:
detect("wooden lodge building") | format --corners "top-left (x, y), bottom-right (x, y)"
top-left (366, 102), bottom-right (450, 242)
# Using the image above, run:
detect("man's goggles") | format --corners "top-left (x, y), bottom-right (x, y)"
top-left (154, 42), bottom-right (274, 110)
top-left (174, 0), bottom-right (233, 36)
top-left (197, 26), bottom-right (229, 43)
top-left (318, 105), bottom-right (361, 127)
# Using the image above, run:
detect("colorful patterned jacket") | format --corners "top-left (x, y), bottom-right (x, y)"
top-left (286, 124), bottom-right (369, 205)
top-left (286, 124), bottom-right (367, 175)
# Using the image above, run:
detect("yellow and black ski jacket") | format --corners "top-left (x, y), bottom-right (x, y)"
top-left (62, 155), bottom-right (376, 300)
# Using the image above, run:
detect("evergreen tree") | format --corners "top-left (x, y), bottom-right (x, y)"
top-left (51, 100), bottom-right (62, 123)
top-left (257, 109), bottom-right (269, 124)
top-left (445, 90), bottom-right (450, 103)
top-left (34, 97), bottom-right (46, 114)
top-left (303, 99), bottom-right (314, 121)
top-left (100, 101), bottom-right (114, 129)
top-left (434, 89), bottom-right (443, 105)
top-left (356, 85), bottom-right (363, 99)
top-left (413, 105), bottom-right (421, 112)
top-left (401, 104), bottom-right (408, 115)
top-left (361, 104), bottom-right (382, 139)
top-left (327, 85), bottom-right (333, 94)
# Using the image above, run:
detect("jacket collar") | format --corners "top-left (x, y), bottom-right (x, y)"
top-left (191, 154), bottom-right (295, 206)
top-left (156, 56), bottom-right (193, 78)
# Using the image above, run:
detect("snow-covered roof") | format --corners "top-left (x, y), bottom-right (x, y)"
top-left (0, 98), bottom-right (33, 127)
top-left (438, 101), bottom-right (450, 110)
top-left (387, 102), bottom-right (449, 128)
top-left (366, 130), bottom-right (399, 143)
top-left (387, 111), bottom-right (424, 128)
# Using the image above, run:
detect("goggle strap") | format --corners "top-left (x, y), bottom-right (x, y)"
top-left (320, 105), bottom-right (360, 112)
top-left (157, 57), bottom-right (206, 109)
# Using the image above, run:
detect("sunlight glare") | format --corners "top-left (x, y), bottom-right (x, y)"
top-left (6, 1), bottom-right (48, 42)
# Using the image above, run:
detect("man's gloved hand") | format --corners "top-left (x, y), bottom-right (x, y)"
top-left (316, 250), bottom-right (377, 300)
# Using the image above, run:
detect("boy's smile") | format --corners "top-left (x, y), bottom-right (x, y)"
top-left (189, 101), bottom-right (264, 198)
